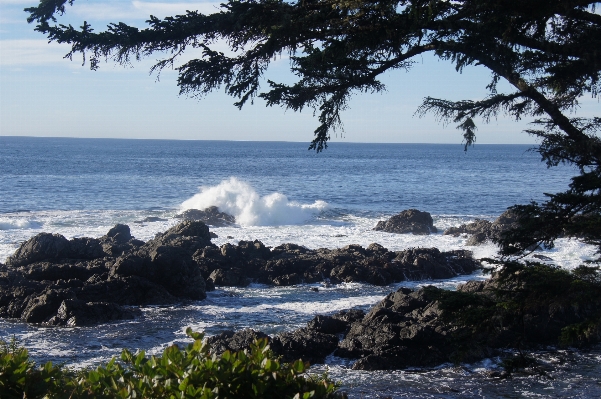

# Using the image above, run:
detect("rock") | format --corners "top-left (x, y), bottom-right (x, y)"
top-left (272, 327), bottom-right (339, 364)
top-left (68, 238), bottom-right (105, 259)
top-left (443, 219), bottom-right (492, 237)
top-left (443, 209), bottom-right (522, 245)
top-left (76, 276), bottom-right (177, 306)
top-left (16, 260), bottom-right (107, 282)
top-left (272, 273), bottom-right (302, 286)
top-left (46, 299), bottom-right (137, 326)
top-left (392, 248), bottom-right (477, 280)
top-left (106, 224), bottom-right (132, 243)
top-left (206, 329), bottom-right (270, 355)
top-left (307, 315), bottom-right (349, 334)
top-left (373, 209), bottom-right (438, 235)
top-left (176, 207), bottom-right (236, 227)
top-left (111, 246), bottom-right (206, 300)
top-left (208, 268), bottom-right (249, 287)
top-left (144, 220), bottom-right (213, 254)
top-left (100, 224), bottom-right (143, 257)
top-left (20, 288), bottom-right (76, 323)
top-left (6, 233), bottom-right (70, 267)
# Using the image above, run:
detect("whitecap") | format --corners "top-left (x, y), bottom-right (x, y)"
top-left (180, 177), bottom-right (329, 226)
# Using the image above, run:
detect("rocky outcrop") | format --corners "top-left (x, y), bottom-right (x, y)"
top-left (0, 222), bottom-right (212, 326)
top-left (176, 206), bottom-right (236, 227)
top-left (1, 220), bottom-right (481, 326)
top-left (195, 241), bottom-right (480, 287)
top-left (206, 265), bottom-right (601, 371)
top-left (333, 265), bottom-right (601, 370)
top-left (373, 209), bottom-right (438, 235)
top-left (206, 310), bottom-right (365, 365)
top-left (443, 209), bottom-right (522, 245)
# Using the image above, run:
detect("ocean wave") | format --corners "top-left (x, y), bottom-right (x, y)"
top-left (180, 177), bottom-right (329, 226)
top-left (0, 219), bottom-right (42, 231)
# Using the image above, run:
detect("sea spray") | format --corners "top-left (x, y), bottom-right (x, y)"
top-left (180, 177), bottom-right (329, 226)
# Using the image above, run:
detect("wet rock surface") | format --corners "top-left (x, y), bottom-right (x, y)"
top-left (373, 209), bottom-right (438, 235)
top-left (175, 206), bottom-right (236, 227)
top-left (1, 219), bottom-right (480, 327)
top-left (443, 209), bottom-right (522, 245)
top-left (0, 222), bottom-right (210, 326)
top-left (208, 267), bottom-right (601, 371)
top-left (195, 242), bottom-right (480, 288)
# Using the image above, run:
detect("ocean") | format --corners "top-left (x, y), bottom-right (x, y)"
top-left (1, 136), bottom-right (599, 398)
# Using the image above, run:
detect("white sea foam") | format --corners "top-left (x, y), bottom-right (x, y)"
top-left (0, 218), bottom-right (42, 231)
top-left (180, 177), bottom-right (329, 226)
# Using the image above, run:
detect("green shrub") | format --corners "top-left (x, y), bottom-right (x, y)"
top-left (0, 329), bottom-right (343, 399)
top-left (0, 337), bottom-right (64, 399)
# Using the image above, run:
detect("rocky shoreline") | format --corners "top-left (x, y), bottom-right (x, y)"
top-left (0, 214), bottom-right (480, 327)
top-left (1, 209), bottom-right (600, 372)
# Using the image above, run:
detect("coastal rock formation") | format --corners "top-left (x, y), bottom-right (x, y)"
top-left (373, 209), bottom-right (438, 235)
top-left (175, 206), bottom-right (236, 227)
top-left (206, 266), bottom-right (601, 371)
top-left (0, 222), bottom-right (210, 326)
top-left (206, 310), bottom-right (365, 365)
top-left (443, 209), bottom-right (522, 245)
top-left (1, 220), bottom-right (481, 327)
top-left (194, 242), bottom-right (480, 287)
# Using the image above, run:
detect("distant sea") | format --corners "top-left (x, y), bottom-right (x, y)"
top-left (1, 137), bottom-right (599, 398)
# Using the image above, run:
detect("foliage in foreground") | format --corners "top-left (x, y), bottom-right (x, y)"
top-left (0, 328), bottom-right (341, 399)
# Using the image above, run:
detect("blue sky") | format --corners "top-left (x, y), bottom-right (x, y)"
top-left (1, 0), bottom-right (597, 144)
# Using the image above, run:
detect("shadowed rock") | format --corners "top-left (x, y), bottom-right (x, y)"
top-left (373, 209), bottom-right (438, 235)
top-left (176, 206), bottom-right (236, 227)
top-left (443, 210), bottom-right (522, 245)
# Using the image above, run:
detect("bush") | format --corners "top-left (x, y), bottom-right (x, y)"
top-left (0, 329), bottom-right (343, 399)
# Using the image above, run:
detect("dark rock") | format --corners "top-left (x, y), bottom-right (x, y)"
top-left (100, 224), bottom-right (143, 257)
top-left (20, 288), bottom-right (76, 323)
top-left (443, 219), bottom-right (492, 237)
top-left (272, 273), bottom-right (302, 286)
top-left (208, 268), bottom-right (249, 287)
top-left (272, 327), bottom-right (339, 364)
top-left (77, 276), bottom-right (177, 306)
top-left (332, 309), bottom-right (366, 324)
top-left (351, 345), bottom-right (447, 370)
top-left (206, 329), bottom-right (270, 355)
top-left (393, 248), bottom-right (477, 280)
top-left (307, 315), bottom-right (349, 334)
top-left (6, 233), bottom-right (70, 267)
top-left (176, 207), bottom-right (236, 227)
top-left (17, 260), bottom-right (107, 282)
top-left (106, 224), bottom-right (132, 243)
top-left (443, 210), bottom-right (522, 245)
top-left (144, 220), bottom-right (213, 254)
top-left (111, 246), bottom-right (206, 300)
top-left (46, 299), bottom-right (137, 326)
top-left (68, 237), bottom-right (105, 259)
top-left (331, 264), bottom-right (601, 371)
top-left (373, 209), bottom-right (438, 235)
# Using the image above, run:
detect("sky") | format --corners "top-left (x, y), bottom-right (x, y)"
top-left (0, 0), bottom-right (598, 145)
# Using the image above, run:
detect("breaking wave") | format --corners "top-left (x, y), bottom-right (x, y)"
top-left (180, 177), bottom-right (329, 226)
top-left (0, 219), bottom-right (42, 231)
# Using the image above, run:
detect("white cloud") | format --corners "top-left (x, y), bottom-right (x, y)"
top-left (132, 1), bottom-right (222, 16)
top-left (67, 1), bottom-right (222, 21)
top-left (0, 0), bottom-right (36, 4)
top-left (0, 39), bottom-right (74, 66)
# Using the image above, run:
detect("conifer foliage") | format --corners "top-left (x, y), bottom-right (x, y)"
top-left (26, 0), bottom-right (601, 257)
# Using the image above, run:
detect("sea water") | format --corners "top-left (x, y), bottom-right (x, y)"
top-left (0, 137), bottom-right (599, 398)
